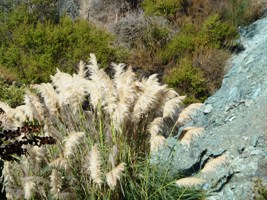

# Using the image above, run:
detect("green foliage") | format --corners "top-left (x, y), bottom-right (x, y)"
top-left (197, 14), bottom-right (238, 48)
top-left (124, 159), bottom-right (206, 199)
top-left (162, 23), bottom-right (195, 62)
top-left (142, 0), bottom-right (183, 17)
top-left (0, 1), bottom-right (125, 84)
top-left (164, 57), bottom-right (209, 104)
top-left (0, 76), bottom-right (25, 108)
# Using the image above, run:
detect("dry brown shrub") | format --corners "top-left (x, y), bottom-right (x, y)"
top-left (193, 48), bottom-right (230, 93)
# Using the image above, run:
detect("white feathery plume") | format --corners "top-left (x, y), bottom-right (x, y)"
top-left (86, 54), bottom-right (116, 109)
top-left (49, 158), bottom-right (68, 171)
top-left (175, 177), bottom-right (205, 187)
top-left (110, 102), bottom-right (129, 130)
top-left (33, 83), bottom-right (59, 116)
top-left (24, 90), bottom-right (45, 121)
top-left (109, 66), bottom-right (138, 130)
top-left (63, 132), bottom-right (85, 158)
top-left (180, 127), bottom-right (204, 146)
top-left (177, 103), bottom-right (203, 124)
top-left (27, 146), bottom-right (45, 165)
top-left (89, 53), bottom-right (98, 69)
top-left (162, 89), bottom-right (179, 101)
top-left (108, 145), bottom-right (118, 168)
top-left (50, 169), bottom-right (62, 199)
top-left (163, 96), bottom-right (186, 119)
top-left (154, 88), bottom-right (179, 116)
top-left (150, 133), bottom-right (166, 153)
top-left (77, 60), bottom-right (87, 78)
top-left (148, 116), bottom-right (166, 153)
top-left (0, 102), bottom-right (12, 113)
top-left (0, 112), bottom-right (22, 130)
top-left (106, 163), bottom-right (126, 190)
top-left (2, 162), bottom-right (15, 187)
top-left (201, 154), bottom-right (227, 173)
top-left (51, 69), bottom-right (90, 112)
top-left (148, 117), bottom-right (163, 136)
top-left (112, 63), bottom-right (126, 79)
top-left (23, 178), bottom-right (36, 200)
top-left (132, 74), bottom-right (167, 123)
top-left (69, 74), bottom-right (90, 112)
top-left (85, 144), bottom-right (102, 186)
top-left (15, 105), bottom-right (32, 122)
top-left (0, 102), bottom-right (24, 129)
top-left (51, 68), bottom-right (73, 92)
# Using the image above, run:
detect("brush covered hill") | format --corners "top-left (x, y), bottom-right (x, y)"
top-left (154, 12), bottom-right (267, 199)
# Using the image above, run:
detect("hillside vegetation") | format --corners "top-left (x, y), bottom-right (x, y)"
top-left (0, 0), bottom-right (264, 105)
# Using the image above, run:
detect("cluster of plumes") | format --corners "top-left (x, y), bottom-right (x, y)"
top-left (0, 122), bottom-right (56, 161)
top-left (0, 54), bottom-right (204, 199)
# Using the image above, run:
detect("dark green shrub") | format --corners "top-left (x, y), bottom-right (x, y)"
top-left (164, 57), bottom-right (209, 104)
top-left (161, 23), bottom-right (195, 62)
top-left (196, 14), bottom-right (238, 49)
top-left (142, 0), bottom-right (184, 18)
top-left (0, 76), bottom-right (25, 108)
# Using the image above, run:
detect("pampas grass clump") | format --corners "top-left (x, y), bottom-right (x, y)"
top-left (0, 54), bottom-right (205, 199)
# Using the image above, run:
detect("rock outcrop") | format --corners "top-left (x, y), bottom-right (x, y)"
top-left (154, 12), bottom-right (267, 200)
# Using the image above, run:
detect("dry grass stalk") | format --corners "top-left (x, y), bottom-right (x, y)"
top-left (86, 144), bottom-right (103, 186)
top-left (148, 117), bottom-right (163, 136)
top-left (23, 178), bottom-right (36, 200)
top-left (150, 133), bottom-right (166, 153)
top-left (24, 90), bottom-right (45, 121)
top-left (50, 169), bottom-right (62, 199)
top-left (0, 102), bottom-right (27, 130)
top-left (63, 132), bottom-right (85, 158)
top-left (177, 103), bottom-right (203, 124)
top-left (180, 127), bottom-right (204, 146)
top-left (175, 177), bottom-right (205, 187)
top-left (201, 154), bottom-right (228, 173)
top-left (106, 163), bottom-right (126, 190)
top-left (77, 60), bottom-right (87, 78)
top-left (132, 74), bottom-right (167, 123)
top-left (163, 96), bottom-right (186, 119)
top-left (34, 83), bottom-right (59, 116)
top-left (49, 157), bottom-right (69, 171)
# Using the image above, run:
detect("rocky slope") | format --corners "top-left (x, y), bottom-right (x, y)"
top-left (154, 12), bottom-right (267, 200)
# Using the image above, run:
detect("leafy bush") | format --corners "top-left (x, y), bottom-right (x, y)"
top-left (0, 76), bottom-right (25, 108)
top-left (0, 1), bottom-right (125, 84)
top-left (0, 55), bottom-right (205, 199)
top-left (142, 0), bottom-right (185, 18)
top-left (164, 57), bottom-right (209, 104)
top-left (162, 23), bottom-right (195, 62)
top-left (197, 14), bottom-right (238, 49)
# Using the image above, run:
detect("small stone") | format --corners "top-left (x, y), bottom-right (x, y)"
top-left (204, 104), bottom-right (213, 114)
top-left (229, 116), bottom-right (236, 122)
